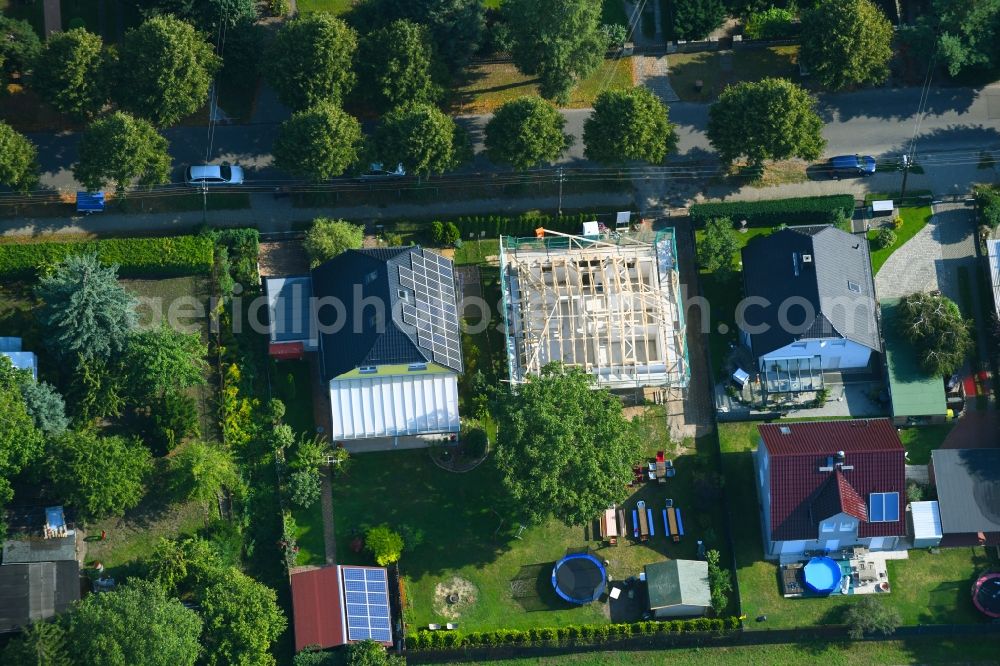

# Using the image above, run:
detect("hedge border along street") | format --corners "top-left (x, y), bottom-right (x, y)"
top-left (0, 235), bottom-right (215, 278)
top-left (689, 195), bottom-right (855, 228)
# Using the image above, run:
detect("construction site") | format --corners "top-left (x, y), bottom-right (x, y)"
top-left (499, 226), bottom-right (690, 394)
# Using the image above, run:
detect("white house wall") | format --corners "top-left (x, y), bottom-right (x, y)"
top-left (760, 338), bottom-right (872, 371)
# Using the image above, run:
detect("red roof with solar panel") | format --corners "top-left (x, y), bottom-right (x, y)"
top-left (759, 419), bottom-right (906, 541)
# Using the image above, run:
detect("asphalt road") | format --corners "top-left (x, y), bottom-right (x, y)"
top-left (26, 84), bottom-right (1000, 193)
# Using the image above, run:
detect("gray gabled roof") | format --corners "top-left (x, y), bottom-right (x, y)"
top-left (741, 225), bottom-right (881, 356)
top-left (644, 559), bottom-right (711, 610)
top-left (931, 448), bottom-right (1000, 534)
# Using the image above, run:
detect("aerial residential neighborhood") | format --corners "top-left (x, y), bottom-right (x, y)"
top-left (0, 0), bottom-right (999, 665)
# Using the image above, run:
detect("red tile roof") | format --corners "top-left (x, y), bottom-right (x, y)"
top-left (760, 419), bottom-right (905, 541)
top-left (291, 567), bottom-right (345, 652)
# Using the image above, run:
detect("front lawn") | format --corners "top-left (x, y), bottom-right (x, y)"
top-left (718, 422), bottom-right (994, 629)
top-left (864, 195), bottom-right (933, 274)
top-left (331, 406), bottom-right (725, 632)
top-left (296, 0), bottom-right (356, 14)
top-left (449, 59), bottom-right (634, 114)
top-left (669, 46), bottom-right (800, 103)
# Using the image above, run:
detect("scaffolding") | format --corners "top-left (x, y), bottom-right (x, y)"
top-left (499, 229), bottom-right (689, 390)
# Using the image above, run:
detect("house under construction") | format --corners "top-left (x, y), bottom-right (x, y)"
top-left (499, 227), bottom-right (689, 390)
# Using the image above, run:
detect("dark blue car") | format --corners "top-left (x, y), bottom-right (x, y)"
top-left (829, 154), bottom-right (877, 178)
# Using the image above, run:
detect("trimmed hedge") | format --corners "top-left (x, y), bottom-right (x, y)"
top-left (689, 195), bottom-right (855, 228)
top-left (0, 235), bottom-right (215, 279)
top-left (447, 212), bottom-right (600, 238)
top-left (407, 616), bottom-right (740, 650)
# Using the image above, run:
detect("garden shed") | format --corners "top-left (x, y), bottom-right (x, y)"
top-left (644, 559), bottom-right (711, 618)
top-left (909, 500), bottom-right (942, 548)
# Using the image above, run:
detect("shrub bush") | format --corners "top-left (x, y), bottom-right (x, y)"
top-left (744, 7), bottom-right (799, 40)
top-left (689, 195), bottom-right (855, 228)
top-left (875, 227), bottom-right (897, 249)
top-left (0, 235), bottom-right (214, 279)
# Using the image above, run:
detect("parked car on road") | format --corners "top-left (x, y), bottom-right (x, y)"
top-left (185, 164), bottom-right (244, 186)
top-left (829, 154), bottom-right (876, 178)
top-left (360, 162), bottom-right (405, 179)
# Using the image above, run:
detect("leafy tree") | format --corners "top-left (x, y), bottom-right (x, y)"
top-left (350, 0), bottom-right (484, 72)
top-left (503, 0), bottom-right (605, 103)
top-left (0, 17), bottom-right (40, 88)
top-left (0, 358), bottom-right (44, 500)
top-left (697, 217), bottom-right (740, 277)
top-left (928, 0), bottom-right (1000, 76)
top-left (264, 14), bottom-right (357, 110)
top-left (73, 112), bottom-right (171, 193)
top-left (801, 0), bottom-right (893, 90)
top-left (66, 579), bottom-right (202, 666)
top-left (484, 97), bottom-right (570, 170)
top-left (1, 619), bottom-right (72, 666)
top-left (139, 0), bottom-right (258, 31)
top-left (113, 15), bottom-right (221, 127)
top-left (358, 19), bottom-right (441, 112)
top-left (36, 254), bottom-right (138, 363)
top-left (218, 20), bottom-right (263, 90)
top-left (19, 378), bottom-right (70, 436)
top-left (365, 524), bottom-right (404, 566)
top-left (170, 441), bottom-right (240, 502)
top-left (583, 87), bottom-right (678, 164)
top-left (150, 392), bottom-right (201, 451)
top-left (304, 218), bottom-right (365, 267)
top-left (288, 468), bottom-right (322, 508)
top-left (0, 121), bottom-right (39, 192)
top-left (48, 430), bottom-right (152, 520)
top-left (845, 596), bottom-right (901, 639)
top-left (672, 0), bottom-right (727, 40)
top-left (744, 7), bottom-right (796, 39)
top-left (346, 640), bottom-right (404, 666)
top-left (706, 78), bottom-right (826, 166)
top-left (897, 292), bottom-right (972, 376)
top-left (67, 356), bottom-right (126, 422)
top-left (441, 221), bottom-right (460, 245)
top-left (290, 434), bottom-right (334, 472)
top-left (294, 647), bottom-right (337, 666)
top-left (372, 102), bottom-right (469, 177)
top-left (146, 536), bottom-right (223, 597)
top-left (705, 549), bottom-right (732, 614)
top-left (32, 28), bottom-right (108, 118)
top-left (273, 102), bottom-right (363, 181)
top-left (975, 184), bottom-right (1000, 230)
top-left (492, 365), bottom-right (641, 525)
top-left (200, 569), bottom-right (287, 666)
top-left (121, 325), bottom-right (208, 404)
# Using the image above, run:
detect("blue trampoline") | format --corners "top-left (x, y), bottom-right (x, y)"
top-left (803, 556), bottom-right (841, 594)
top-left (551, 553), bottom-right (606, 604)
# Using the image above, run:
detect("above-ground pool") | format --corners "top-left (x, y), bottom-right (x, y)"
top-left (803, 556), bottom-right (842, 594)
top-left (972, 573), bottom-right (1000, 618)
top-left (551, 553), bottom-right (607, 604)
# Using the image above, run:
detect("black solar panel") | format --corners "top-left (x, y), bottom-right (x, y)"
top-left (399, 250), bottom-right (462, 370)
top-left (343, 567), bottom-right (392, 643)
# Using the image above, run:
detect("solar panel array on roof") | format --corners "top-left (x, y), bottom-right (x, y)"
top-left (343, 567), bottom-right (392, 643)
top-left (398, 251), bottom-right (462, 370)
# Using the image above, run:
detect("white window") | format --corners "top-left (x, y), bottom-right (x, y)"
top-left (869, 492), bottom-right (900, 522)
top-left (821, 520), bottom-right (835, 532)
top-left (791, 342), bottom-right (808, 349)
top-left (839, 520), bottom-right (854, 532)
top-left (408, 363), bottom-right (427, 371)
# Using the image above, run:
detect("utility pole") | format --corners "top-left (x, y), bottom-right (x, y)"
top-left (899, 153), bottom-right (911, 201)
top-left (557, 166), bottom-right (564, 218)
top-left (201, 183), bottom-right (208, 224)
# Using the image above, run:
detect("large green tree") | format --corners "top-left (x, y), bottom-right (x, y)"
top-left (170, 441), bottom-right (240, 502)
top-left (139, 0), bottom-right (258, 31)
top-left (358, 19), bottom-right (441, 112)
top-left (346, 640), bottom-right (405, 666)
top-left (73, 112), bottom-right (171, 193)
top-left (706, 77), bottom-right (826, 165)
top-left (145, 536), bottom-right (224, 597)
top-left (485, 97), bottom-right (570, 170)
top-left (1, 619), bottom-right (72, 666)
top-left (583, 87), bottom-right (678, 164)
top-left (672, 0), bottom-right (728, 40)
top-left (32, 28), bottom-right (108, 118)
top-left (897, 291), bottom-right (972, 376)
top-left (493, 365), bottom-right (641, 525)
top-left (0, 121), bottom-right (39, 192)
top-left (200, 570), bottom-right (287, 666)
top-left (121, 325), bottom-right (208, 404)
top-left (273, 102), bottom-right (363, 181)
top-left (304, 218), bottom-right (365, 267)
top-left (0, 358), bottom-right (44, 507)
top-left (350, 0), bottom-right (484, 72)
top-left (48, 430), bottom-right (152, 520)
top-left (697, 217), bottom-right (740, 277)
top-left (503, 0), bottom-right (605, 103)
top-left (372, 103), bottom-right (468, 176)
top-left (0, 17), bottom-right (40, 89)
top-left (36, 253), bottom-right (138, 363)
top-left (929, 0), bottom-right (1000, 76)
top-left (801, 0), bottom-right (893, 90)
top-left (19, 378), bottom-right (70, 436)
top-left (66, 579), bottom-right (202, 666)
top-left (264, 14), bottom-right (357, 110)
top-left (113, 15), bottom-right (221, 127)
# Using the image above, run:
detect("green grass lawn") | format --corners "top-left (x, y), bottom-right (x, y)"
top-left (896, 424), bottom-right (954, 465)
top-left (670, 46), bottom-right (800, 102)
top-left (718, 422), bottom-right (994, 629)
top-left (449, 59), bottom-right (634, 114)
top-left (331, 406), bottom-right (721, 632)
top-left (296, 0), bottom-right (356, 14)
top-left (864, 195), bottom-right (933, 275)
top-left (453, 239), bottom-right (499, 266)
top-left (465, 637), bottom-right (1000, 665)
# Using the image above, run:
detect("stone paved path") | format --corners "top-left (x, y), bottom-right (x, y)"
top-left (875, 211), bottom-right (946, 299)
top-left (319, 469), bottom-right (336, 565)
top-left (635, 55), bottom-right (680, 103)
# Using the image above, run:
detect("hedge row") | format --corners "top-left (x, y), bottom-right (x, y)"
top-left (447, 212), bottom-right (602, 238)
top-left (689, 195), bottom-right (855, 228)
top-left (0, 235), bottom-right (215, 279)
top-left (407, 617), bottom-right (740, 650)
